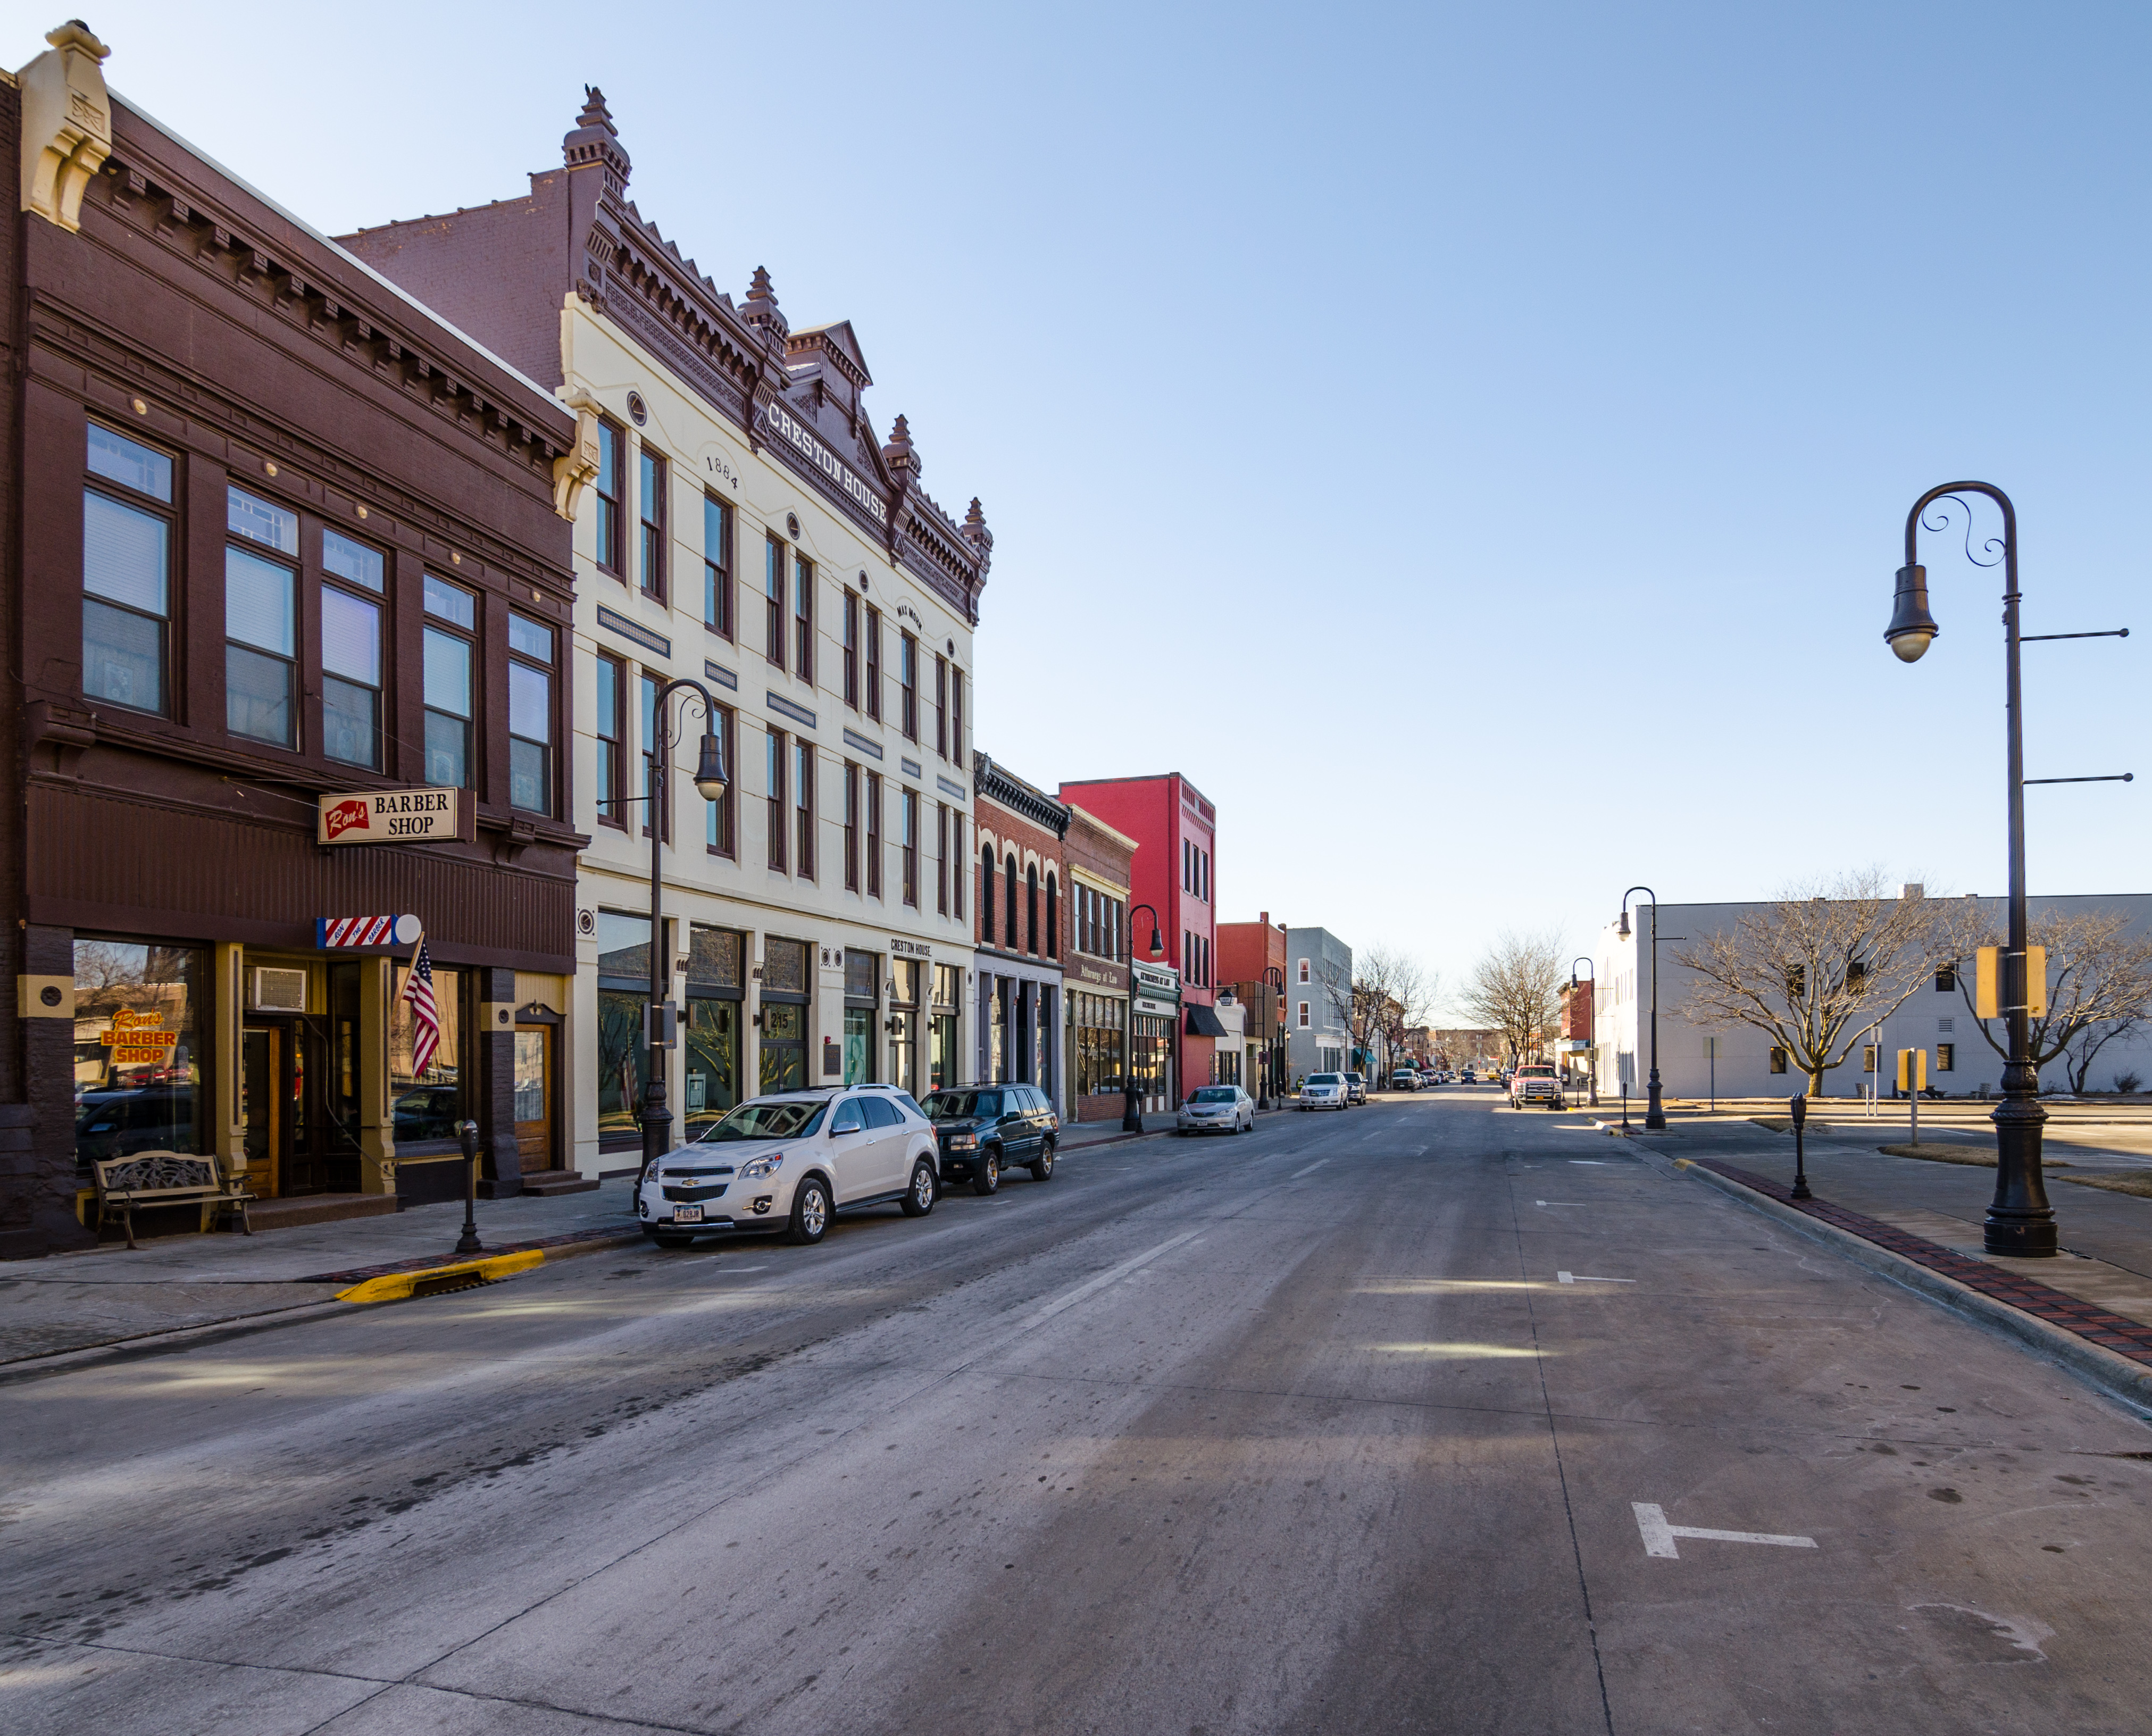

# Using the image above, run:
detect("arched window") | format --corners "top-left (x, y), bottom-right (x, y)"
top-left (980, 843), bottom-right (995, 944)
top-left (1026, 864), bottom-right (1039, 955)
top-left (1045, 873), bottom-right (1059, 959)
top-left (1004, 854), bottom-right (1019, 949)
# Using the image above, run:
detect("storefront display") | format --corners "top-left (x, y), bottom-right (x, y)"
top-left (72, 939), bottom-right (204, 1167)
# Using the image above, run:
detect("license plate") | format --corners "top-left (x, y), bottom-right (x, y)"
top-left (673, 1205), bottom-right (704, 1224)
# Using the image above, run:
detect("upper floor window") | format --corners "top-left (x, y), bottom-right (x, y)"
top-left (950, 665), bottom-right (964, 769)
top-left (899, 631), bottom-right (919, 740)
top-left (595, 652), bottom-right (626, 828)
top-left (844, 762), bottom-right (862, 891)
top-left (1026, 864), bottom-right (1040, 955)
top-left (901, 790), bottom-right (919, 908)
top-left (936, 803), bottom-right (949, 915)
top-left (1004, 854), bottom-right (1019, 950)
top-left (866, 772), bottom-right (883, 898)
top-left (704, 495), bottom-right (732, 637)
top-left (1045, 873), bottom-right (1058, 959)
top-left (865, 606), bottom-right (883, 721)
top-left (705, 703), bottom-right (737, 857)
top-left (980, 842), bottom-right (996, 943)
top-left (935, 654), bottom-right (948, 758)
top-left (226, 488), bottom-right (299, 749)
top-left (593, 419), bottom-right (625, 574)
top-left (765, 725), bottom-right (787, 871)
top-left (82, 424), bottom-right (173, 716)
top-left (843, 591), bottom-right (860, 710)
top-left (508, 612), bottom-right (554, 816)
top-left (638, 446), bottom-right (667, 601)
top-left (1936, 966), bottom-right (1957, 992)
top-left (321, 530), bottom-right (383, 769)
top-left (422, 573), bottom-right (476, 787)
top-left (1298, 958), bottom-right (1311, 984)
top-left (764, 536), bottom-right (785, 667)
top-left (794, 739), bottom-right (815, 880)
top-left (793, 554), bottom-right (814, 685)
top-left (640, 671), bottom-right (672, 843)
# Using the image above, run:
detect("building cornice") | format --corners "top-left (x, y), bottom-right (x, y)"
top-left (975, 754), bottom-right (1071, 838)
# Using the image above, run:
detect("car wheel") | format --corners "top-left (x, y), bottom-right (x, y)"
top-left (786, 1175), bottom-right (831, 1245)
top-left (901, 1158), bottom-right (939, 1217)
top-left (972, 1149), bottom-right (1001, 1196)
top-left (1030, 1139), bottom-right (1055, 1182)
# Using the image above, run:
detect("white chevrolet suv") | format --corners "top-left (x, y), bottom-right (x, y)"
top-left (637, 1085), bottom-right (941, 1248)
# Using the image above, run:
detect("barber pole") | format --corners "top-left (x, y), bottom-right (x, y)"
top-left (316, 914), bottom-right (423, 949)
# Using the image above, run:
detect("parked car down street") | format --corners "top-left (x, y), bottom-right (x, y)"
top-left (923, 1084), bottom-right (1059, 1193)
top-left (1344, 1071), bottom-right (1369, 1105)
top-left (637, 1085), bottom-right (942, 1246)
top-left (1388, 1068), bottom-right (1420, 1091)
top-left (1178, 1084), bottom-right (1255, 1134)
top-left (1508, 1063), bottom-right (1567, 1111)
top-left (1300, 1072), bottom-right (1348, 1110)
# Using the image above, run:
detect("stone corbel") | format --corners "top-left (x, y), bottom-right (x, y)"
top-left (19, 21), bottom-right (113, 233)
top-left (26, 700), bottom-right (96, 777)
top-left (552, 388), bottom-right (604, 522)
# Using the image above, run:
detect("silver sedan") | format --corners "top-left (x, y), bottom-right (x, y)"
top-left (1178, 1084), bottom-right (1255, 1135)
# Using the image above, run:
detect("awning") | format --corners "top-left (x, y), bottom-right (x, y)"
top-left (1184, 1004), bottom-right (1229, 1038)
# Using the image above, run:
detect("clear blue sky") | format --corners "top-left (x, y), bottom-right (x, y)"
top-left (37, 2), bottom-right (2152, 1004)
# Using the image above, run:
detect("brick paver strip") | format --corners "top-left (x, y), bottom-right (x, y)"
top-left (298, 1224), bottom-right (639, 1286)
top-left (1696, 1159), bottom-right (2152, 1368)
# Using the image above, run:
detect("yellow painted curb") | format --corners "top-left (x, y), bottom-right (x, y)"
top-left (336, 1248), bottom-right (544, 1304)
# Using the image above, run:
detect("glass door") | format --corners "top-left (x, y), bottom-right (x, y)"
top-left (513, 1026), bottom-right (553, 1171)
top-left (242, 1019), bottom-right (329, 1195)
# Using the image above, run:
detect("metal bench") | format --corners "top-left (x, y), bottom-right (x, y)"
top-left (90, 1152), bottom-right (253, 1248)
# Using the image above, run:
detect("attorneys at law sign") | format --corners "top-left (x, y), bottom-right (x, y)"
top-left (316, 788), bottom-right (462, 845)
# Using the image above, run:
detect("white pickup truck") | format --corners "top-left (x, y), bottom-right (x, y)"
top-left (1508, 1063), bottom-right (1566, 1111)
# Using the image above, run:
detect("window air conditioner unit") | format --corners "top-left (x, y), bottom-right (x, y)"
top-left (252, 967), bottom-right (307, 1014)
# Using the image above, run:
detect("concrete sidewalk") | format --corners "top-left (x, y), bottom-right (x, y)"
top-left (1623, 1108), bottom-right (2152, 1403)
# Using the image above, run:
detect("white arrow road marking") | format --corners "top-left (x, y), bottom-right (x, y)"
top-left (1633, 1503), bottom-right (1817, 1559)
top-left (1557, 1273), bottom-right (1637, 1284)
top-left (1290, 1159), bottom-right (1329, 1179)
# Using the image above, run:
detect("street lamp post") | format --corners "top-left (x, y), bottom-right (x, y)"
top-left (637, 679), bottom-right (731, 1180)
top-left (1122, 904), bottom-right (1165, 1133)
top-left (1569, 957), bottom-right (1597, 1107)
top-left (1616, 888), bottom-right (1665, 1130)
top-left (1883, 481), bottom-right (2125, 1257)
top-left (1259, 963), bottom-right (1286, 1111)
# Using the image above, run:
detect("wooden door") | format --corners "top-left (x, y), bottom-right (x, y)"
top-left (513, 1026), bottom-right (553, 1171)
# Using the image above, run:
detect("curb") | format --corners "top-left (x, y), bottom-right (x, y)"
top-left (1672, 1157), bottom-right (2152, 1414)
top-left (0, 1298), bottom-right (356, 1384)
top-left (335, 1248), bottom-right (545, 1304)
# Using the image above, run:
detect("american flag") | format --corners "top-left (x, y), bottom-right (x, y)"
top-left (402, 936), bottom-right (441, 1076)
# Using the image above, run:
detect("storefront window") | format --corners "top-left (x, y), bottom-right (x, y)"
top-left (1073, 991), bottom-right (1125, 1098)
top-left (597, 989), bottom-right (649, 1142)
top-left (844, 1007), bottom-right (872, 1084)
top-left (390, 962), bottom-right (463, 1141)
top-left (73, 939), bottom-right (204, 1167)
top-left (931, 964), bottom-right (961, 1090)
top-left (684, 998), bottom-right (739, 1133)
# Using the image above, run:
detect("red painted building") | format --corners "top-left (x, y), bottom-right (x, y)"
top-left (1057, 773), bottom-right (1221, 1099)
top-left (1218, 912), bottom-right (1289, 1103)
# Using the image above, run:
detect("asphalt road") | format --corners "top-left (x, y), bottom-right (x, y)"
top-left (7, 1090), bottom-right (2152, 1735)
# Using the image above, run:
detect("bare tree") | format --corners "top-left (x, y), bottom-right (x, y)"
top-left (1458, 931), bottom-right (1566, 1064)
top-left (1945, 907), bottom-right (2152, 1092)
top-left (1313, 945), bottom-right (1436, 1079)
top-left (1674, 870), bottom-right (1954, 1096)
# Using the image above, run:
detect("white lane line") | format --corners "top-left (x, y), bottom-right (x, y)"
top-left (1633, 1503), bottom-right (1817, 1559)
top-left (1290, 1159), bottom-right (1330, 1179)
top-left (1006, 1230), bottom-right (1202, 1337)
top-left (1570, 1160), bottom-right (1606, 1166)
top-left (1534, 1201), bottom-right (1591, 1207)
top-left (1556, 1272), bottom-right (1637, 1284)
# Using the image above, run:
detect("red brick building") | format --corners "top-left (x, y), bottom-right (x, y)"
top-left (1060, 803), bottom-right (1136, 1121)
top-left (972, 753), bottom-right (1067, 1099)
top-left (1057, 773), bottom-right (1219, 1099)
